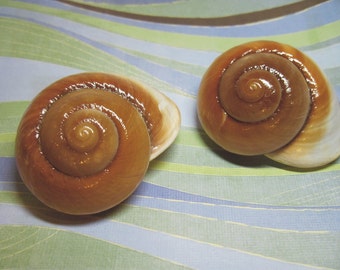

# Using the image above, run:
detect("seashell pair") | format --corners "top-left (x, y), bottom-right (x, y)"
top-left (16, 40), bottom-right (340, 215)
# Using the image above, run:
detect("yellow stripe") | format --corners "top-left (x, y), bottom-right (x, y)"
top-left (0, 133), bottom-right (16, 143)
top-left (2, 0), bottom-right (340, 52)
top-left (150, 161), bottom-right (340, 177)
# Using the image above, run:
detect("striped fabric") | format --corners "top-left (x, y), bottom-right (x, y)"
top-left (0, 0), bottom-right (339, 269)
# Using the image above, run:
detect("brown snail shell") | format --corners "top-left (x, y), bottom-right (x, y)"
top-left (15, 72), bottom-right (180, 215)
top-left (197, 40), bottom-right (340, 168)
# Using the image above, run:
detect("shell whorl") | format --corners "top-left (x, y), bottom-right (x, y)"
top-left (40, 89), bottom-right (120, 177)
top-left (218, 53), bottom-right (311, 124)
top-left (197, 40), bottom-right (340, 168)
top-left (15, 73), bottom-right (181, 214)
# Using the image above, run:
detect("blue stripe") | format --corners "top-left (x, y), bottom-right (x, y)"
top-left (127, 196), bottom-right (340, 231)
top-left (21, 0), bottom-right (340, 37)
top-left (3, 157), bottom-right (339, 210)
top-left (0, 205), bottom-right (318, 270)
top-left (3, 7), bottom-right (339, 98)
top-left (2, 157), bottom-right (339, 231)
top-left (1, 8), bottom-right (205, 95)
top-left (134, 181), bottom-right (340, 210)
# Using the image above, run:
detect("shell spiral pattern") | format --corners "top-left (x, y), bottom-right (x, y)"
top-left (15, 73), bottom-right (180, 215)
top-left (197, 40), bottom-right (340, 168)
top-left (1, 1), bottom-right (340, 269)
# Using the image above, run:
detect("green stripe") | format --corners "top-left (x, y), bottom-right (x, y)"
top-left (68, 0), bottom-right (299, 18)
top-left (2, 1), bottom-right (340, 52)
top-left (0, 133), bottom-right (16, 142)
top-left (174, 128), bottom-right (210, 148)
top-left (0, 101), bottom-right (26, 157)
top-left (0, 142), bottom-right (15, 157)
top-left (119, 46), bottom-right (206, 76)
top-left (0, 133), bottom-right (16, 157)
top-left (0, 101), bottom-right (28, 134)
top-left (150, 160), bottom-right (340, 177)
top-left (0, 222), bottom-right (189, 270)
top-left (0, 17), bottom-right (132, 72)
top-left (0, 17), bottom-right (184, 96)
top-left (109, 204), bottom-right (337, 266)
top-left (0, 101), bottom-right (29, 118)
top-left (0, 191), bottom-right (40, 207)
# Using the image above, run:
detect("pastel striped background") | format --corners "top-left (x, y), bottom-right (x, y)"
top-left (0, 0), bottom-right (339, 269)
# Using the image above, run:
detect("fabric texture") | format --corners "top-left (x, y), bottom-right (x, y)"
top-left (0, 0), bottom-right (339, 269)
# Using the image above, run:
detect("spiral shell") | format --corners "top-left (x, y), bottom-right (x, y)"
top-left (197, 40), bottom-right (340, 168)
top-left (15, 73), bottom-right (180, 214)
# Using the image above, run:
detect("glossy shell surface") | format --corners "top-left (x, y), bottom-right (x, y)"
top-left (15, 73), bottom-right (181, 214)
top-left (197, 40), bottom-right (340, 168)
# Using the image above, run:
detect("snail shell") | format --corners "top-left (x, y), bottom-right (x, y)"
top-left (15, 72), bottom-right (180, 215)
top-left (197, 40), bottom-right (340, 168)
